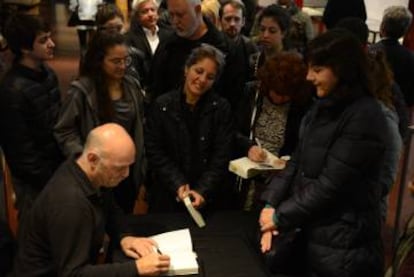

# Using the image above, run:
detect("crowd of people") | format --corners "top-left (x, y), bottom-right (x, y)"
top-left (1, 0), bottom-right (414, 276)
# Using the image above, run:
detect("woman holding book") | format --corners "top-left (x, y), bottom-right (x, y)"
top-left (259, 30), bottom-right (386, 276)
top-left (234, 51), bottom-right (312, 210)
top-left (145, 44), bottom-right (234, 212)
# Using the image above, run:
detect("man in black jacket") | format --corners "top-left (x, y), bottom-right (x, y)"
top-left (322, 0), bottom-right (366, 29)
top-left (14, 123), bottom-right (170, 276)
top-left (127, 0), bottom-right (173, 91)
top-left (219, 0), bottom-right (257, 83)
top-left (0, 14), bottom-right (63, 231)
top-left (377, 5), bottom-right (414, 108)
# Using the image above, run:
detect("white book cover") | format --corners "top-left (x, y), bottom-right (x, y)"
top-left (183, 196), bottom-right (206, 228)
top-left (151, 228), bottom-right (199, 276)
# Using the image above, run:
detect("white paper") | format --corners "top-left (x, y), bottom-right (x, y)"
top-left (151, 229), bottom-right (199, 276)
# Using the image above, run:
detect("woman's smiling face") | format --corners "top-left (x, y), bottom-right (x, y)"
top-left (306, 65), bottom-right (338, 98)
top-left (184, 57), bottom-right (217, 99)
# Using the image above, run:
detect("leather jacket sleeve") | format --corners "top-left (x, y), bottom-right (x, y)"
top-left (54, 85), bottom-right (88, 158)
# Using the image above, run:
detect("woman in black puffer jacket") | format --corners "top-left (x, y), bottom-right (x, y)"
top-left (259, 30), bottom-right (387, 277)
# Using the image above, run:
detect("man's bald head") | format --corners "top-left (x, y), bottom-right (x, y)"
top-left (84, 123), bottom-right (135, 158)
top-left (79, 123), bottom-right (136, 188)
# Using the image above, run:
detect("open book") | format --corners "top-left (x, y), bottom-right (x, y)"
top-left (229, 150), bottom-right (290, 179)
top-left (151, 229), bottom-right (199, 276)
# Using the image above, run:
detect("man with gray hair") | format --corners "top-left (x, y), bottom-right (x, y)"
top-left (377, 5), bottom-right (414, 108)
top-left (127, 0), bottom-right (172, 90)
top-left (149, 0), bottom-right (244, 109)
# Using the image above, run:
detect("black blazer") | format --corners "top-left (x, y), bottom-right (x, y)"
top-left (323, 0), bottom-right (366, 29)
top-left (126, 22), bottom-right (173, 89)
top-left (377, 38), bottom-right (414, 106)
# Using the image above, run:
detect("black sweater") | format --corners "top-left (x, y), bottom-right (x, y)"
top-left (14, 160), bottom-right (137, 277)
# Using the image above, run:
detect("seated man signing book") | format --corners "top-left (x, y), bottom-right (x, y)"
top-left (14, 123), bottom-right (170, 276)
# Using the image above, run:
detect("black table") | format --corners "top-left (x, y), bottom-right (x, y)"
top-left (114, 211), bottom-right (271, 277)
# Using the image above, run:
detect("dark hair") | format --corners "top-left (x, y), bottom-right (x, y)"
top-left (306, 29), bottom-right (372, 99)
top-left (367, 46), bottom-right (394, 109)
top-left (335, 17), bottom-right (369, 45)
top-left (258, 4), bottom-right (291, 34)
top-left (257, 51), bottom-right (310, 103)
top-left (81, 32), bottom-right (128, 122)
top-left (219, 0), bottom-right (246, 19)
top-left (96, 4), bottom-right (124, 30)
top-left (185, 43), bottom-right (225, 80)
top-left (4, 14), bottom-right (51, 61)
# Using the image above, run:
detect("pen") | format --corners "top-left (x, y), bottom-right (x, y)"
top-left (156, 247), bottom-right (163, 255)
top-left (255, 137), bottom-right (262, 148)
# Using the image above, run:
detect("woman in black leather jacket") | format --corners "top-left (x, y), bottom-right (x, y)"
top-left (259, 30), bottom-right (387, 276)
top-left (54, 32), bottom-right (145, 214)
top-left (145, 44), bottom-right (234, 212)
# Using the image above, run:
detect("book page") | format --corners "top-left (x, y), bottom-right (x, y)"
top-left (168, 251), bottom-right (198, 276)
top-left (151, 229), bottom-right (193, 253)
top-left (150, 229), bottom-right (199, 275)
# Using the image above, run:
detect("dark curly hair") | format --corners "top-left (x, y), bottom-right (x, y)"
top-left (257, 51), bottom-right (310, 103)
top-left (258, 4), bottom-right (291, 34)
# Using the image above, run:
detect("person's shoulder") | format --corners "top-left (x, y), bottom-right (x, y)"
top-left (203, 20), bottom-right (232, 54)
top-left (158, 22), bottom-right (174, 36)
top-left (42, 63), bottom-right (58, 75)
top-left (0, 67), bottom-right (17, 88)
top-left (0, 64), bottom-right (49, 95)
top-left (350, 95), bottom-right (385, 117)
top-left (154, 89), bottom-right (180, 108)
top-left (0, 69), bottom-right (22, 104)
top-left (160, 31), bottom-right (179, 47)
top-left (241, 35), bottom-right (258, 51)
top-left (1, 64), bottom-right (28, 82)
top-left (68, 77), bottom-right (94, 94)
top-left (39, 162), bottom-right (85, 205)
top-left (207, 92), bottom-right (231, 110)
top-left (123, 74), bottom-right (141, 88)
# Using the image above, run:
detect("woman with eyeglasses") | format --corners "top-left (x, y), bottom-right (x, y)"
top-left (93, 3), bottom-right (145, 85)
top-left (54, 32), bottom-right (145, 214)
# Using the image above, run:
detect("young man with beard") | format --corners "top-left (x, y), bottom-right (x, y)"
top-left (219, 0), bottom-right (257, 82)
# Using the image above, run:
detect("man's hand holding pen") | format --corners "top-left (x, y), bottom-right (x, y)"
top-left (121, 236), bottom-right (171, 275)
